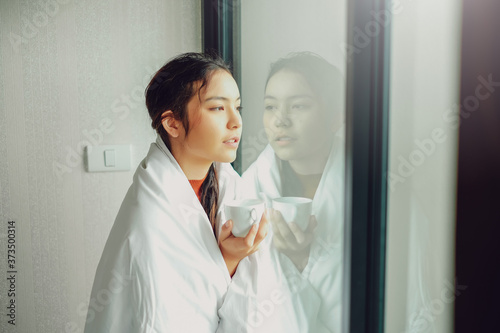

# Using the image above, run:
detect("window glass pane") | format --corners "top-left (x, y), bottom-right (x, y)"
top-left (384, 1), bottom-right (462, 332)
top-left (236, 0), bottom-right (347, 331)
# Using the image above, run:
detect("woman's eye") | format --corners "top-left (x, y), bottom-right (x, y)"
top-left (292, 104), bottom-right (309, 110)
top-left (265, 105), bottom-right (277, 111)
top-left (211, 106), bottom-right (224, 111)
top-left (236, 106), bottom-right (243, 112)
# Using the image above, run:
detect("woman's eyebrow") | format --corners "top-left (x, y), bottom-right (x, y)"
top-left (264, 94), bottom-right (313, 100)
top-left (204, 96), bottom-right (241, 102)
top-left (289, 94), bottom-right (314, 99)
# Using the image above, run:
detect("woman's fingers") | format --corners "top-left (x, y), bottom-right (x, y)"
top-left (218, 220), bottom-right (234, 244)
top-left (255, 214), bottom-right (269, 242)
top-left (243, 224), bottom-right (259, 247)
top-left (218, 215), bottom-right (271, 263)
top-left (273, 210), bottom-right (296, 243)
top-left (268, 211), bottom-right (279, 232)
top-left (272, 230), bottom-right (287, 250)
top-left (288, 223), bottom-right (306, 244)
top-left (271, 213), bottom-right (318, 253)
top-left (306, 215), bottom-right (318, 233)
top-left (289, 215), bottom-right (317, 245)
top-left (241, 214), bottom-right (269, 249)
top-left (261, 209), bottom-right (270, 223)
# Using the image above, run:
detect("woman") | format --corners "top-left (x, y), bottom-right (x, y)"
top-left (84, 53), bottom-right (268, 333)
top-left (241, 52), bottom-right (345, 332)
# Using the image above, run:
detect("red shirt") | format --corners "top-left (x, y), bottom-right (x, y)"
top-left (188, 174), bottom-right (207, 202)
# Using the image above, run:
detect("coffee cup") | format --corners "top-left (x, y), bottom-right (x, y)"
top-left (272, 197), bottom-right (313, 231)
top-left (224, 199), bottom-right (265, 237)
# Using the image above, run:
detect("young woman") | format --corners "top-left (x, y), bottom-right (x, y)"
top-left (84, 53), bottom-right (268, 333)
top-left (241, 52), bottom-right (345, 332)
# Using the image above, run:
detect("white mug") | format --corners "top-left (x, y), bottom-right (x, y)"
top-left (224, 199), bottom-right (265, 237)
top-left (272, 197), bottom-right (313, 231)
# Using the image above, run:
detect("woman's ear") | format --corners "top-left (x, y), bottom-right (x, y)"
top-left (161, 110), bottom-right (182, 138)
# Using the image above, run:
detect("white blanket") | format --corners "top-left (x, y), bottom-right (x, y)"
top-left (241, 129), bottom-right (345, 332)
top-left (84, 136), bottom-right (241, 332)
top-left (216, 231), bottom-right (323, 333)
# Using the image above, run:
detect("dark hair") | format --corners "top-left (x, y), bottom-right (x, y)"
top-left (145, 52), bottom-right (232, 232)
top-left (266, 52), bottom-right (343, 197)
top-left (265, 51), bottom-right (343, 123)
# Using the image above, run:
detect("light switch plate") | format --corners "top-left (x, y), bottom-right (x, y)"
top-left (104, 150), bottom-right (115, 167)
top-left (85, 145), bottom-right (131, 172)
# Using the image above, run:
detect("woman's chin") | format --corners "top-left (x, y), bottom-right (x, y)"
top-left (271, 144), bottom-right (299, 161)
top-left (216, 152), bottom-right (237, 164)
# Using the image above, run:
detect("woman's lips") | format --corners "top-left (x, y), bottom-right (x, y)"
top-left (223, 137), bottom-right (240, 148)
top-left (275, 136), bottom-right (296, 146)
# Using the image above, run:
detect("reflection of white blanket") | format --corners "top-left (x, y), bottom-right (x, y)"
top-left (84, 136), bottom-right (240, 332)
top-left (241, 131), bottom-right (345, 332)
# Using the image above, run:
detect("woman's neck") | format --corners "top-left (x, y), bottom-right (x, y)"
top-left (288, 139), bottom-right (332, 175)
top-left (294, 172), bottom-right (322, 200)
top-left (288, 154), bottom-right (328, 175)
top-left (170, 144), bottom-right (212, 180)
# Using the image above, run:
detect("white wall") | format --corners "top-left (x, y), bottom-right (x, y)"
top-left (385, 0), bottom-right (462, 332)
top-left (239, 0), bottom-right (346, 171)
top-left (0, 1), bottom-right (201, 332)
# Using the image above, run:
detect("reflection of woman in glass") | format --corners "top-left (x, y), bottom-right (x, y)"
top-left (242, 52), bottom-right (345, 332)
top-left (84, 53), bottom-right (268, 333)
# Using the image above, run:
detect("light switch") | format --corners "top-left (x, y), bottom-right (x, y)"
top-left (85, 145), bottom-right (131, 172)
top-left (104, 150), bottom-right (115, 167)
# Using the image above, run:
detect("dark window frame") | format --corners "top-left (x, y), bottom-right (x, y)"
top-left (343, 0), bottom-right (391, 332)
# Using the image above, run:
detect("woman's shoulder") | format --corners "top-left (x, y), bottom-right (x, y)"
top-left (114, 141), bottom-right (197, 233)
top-left (131, 140), bottom-right (187, 196)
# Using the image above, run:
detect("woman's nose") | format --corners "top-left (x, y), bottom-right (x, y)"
top-left (228, 107), bottom-right (242, 129)
top-left (274, 108), bottom-right (291, 128)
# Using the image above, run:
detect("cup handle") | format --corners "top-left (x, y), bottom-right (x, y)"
top-left (250, 208), bottom-right (257, 223)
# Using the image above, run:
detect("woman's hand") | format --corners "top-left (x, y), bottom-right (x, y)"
top-left (218, 213), bottom-right (269, 277)
top-left (270, 210), bottom-right (317, 272)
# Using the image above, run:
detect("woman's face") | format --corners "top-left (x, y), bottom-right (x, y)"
top-left (263, 69), bottom-right (332, 165)
top-left (181, 70), bottom-right (242, 164)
